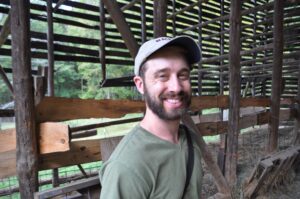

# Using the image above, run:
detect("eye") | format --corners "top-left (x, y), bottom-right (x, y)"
top-left (178, 71), bottom-right (190, 80)
top-left (156, 72), bottom-right (169, 81)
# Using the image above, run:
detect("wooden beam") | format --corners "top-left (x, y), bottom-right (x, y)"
top-left (225, 0), bottom-right (241, 186)
top-left (10, 0), bottom-right (38, 196)
top-left (140, 0), bottom-right (146, 43)
top-left (181, 113), bottom-right (231, 197)
top-left (35, 97), bottom-right (145, 122)
top-left (99, 0), bottom-right (106, 81)
top-left (34, 176), bottom-right (99, 199)
top-left (53, 0), bottom-right (68, 12)
top-left (0, 64), bottom-right (13, 94)
top-left (46, 0), bottom-right (55, 96)
top-left (35, 96), bottom-right (273, 122)
top-left (102, 0), bottom-right (138, 58)
top-left (0, 12), bottom-right (10, 47)
top-left (0, 109), bottom-right (292, 179)
top-left (39, 139), bottom-right (101, 170)
top-left (294, 62), bottom-right (300, 145)
top-left (153, 0), bottom-right (168, 37)
top-left (268, 0), bottom-right (284, 153)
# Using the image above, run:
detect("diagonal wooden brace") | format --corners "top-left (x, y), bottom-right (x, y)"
top-left (181, 112), bottom-right (231, 197)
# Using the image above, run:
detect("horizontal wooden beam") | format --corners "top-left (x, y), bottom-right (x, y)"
top-left (35, 96), bottom-right (297, 122)
top-left (0, 108), bottom-right (293, 179)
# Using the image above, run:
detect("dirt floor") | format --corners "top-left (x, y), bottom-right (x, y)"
top-left (201, 123), bottom-right (300, 199)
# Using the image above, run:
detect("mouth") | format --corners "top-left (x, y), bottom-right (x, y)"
top-left (162, 95), bottom-right (184, 108)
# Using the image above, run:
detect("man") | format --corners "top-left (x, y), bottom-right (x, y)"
top-left (99, 36), bottom-right (203, 199)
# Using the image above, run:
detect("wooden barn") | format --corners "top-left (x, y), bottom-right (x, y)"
top-left (0, 0), bottom-right (299, 198)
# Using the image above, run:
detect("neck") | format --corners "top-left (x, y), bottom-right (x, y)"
top-left (140, 109), bottom-right (180, 144)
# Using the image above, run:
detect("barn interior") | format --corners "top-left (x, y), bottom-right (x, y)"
top-left (0, 0), bottom-right (299, 198)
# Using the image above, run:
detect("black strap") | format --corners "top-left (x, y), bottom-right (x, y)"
top-left (181, 125), bottom-right (194, 199)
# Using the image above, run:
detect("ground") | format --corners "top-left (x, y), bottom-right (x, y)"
top-left (201, 123), bottom-right (300, 199)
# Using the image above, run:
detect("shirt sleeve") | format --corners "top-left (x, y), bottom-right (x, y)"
top-left (99, 160), bottom-right (150, 199)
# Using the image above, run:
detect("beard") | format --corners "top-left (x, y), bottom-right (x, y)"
top-left (143, 86), bottom-right (191, 121)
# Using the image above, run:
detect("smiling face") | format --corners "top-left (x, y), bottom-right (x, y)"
top-left (134, 46), bottom-right (192, 121)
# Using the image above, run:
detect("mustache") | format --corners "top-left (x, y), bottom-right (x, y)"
top-left (160, 91), bottom-right (188, 99)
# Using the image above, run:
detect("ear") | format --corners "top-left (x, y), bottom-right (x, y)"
top-left (133, 76), bottom-right (144, 95)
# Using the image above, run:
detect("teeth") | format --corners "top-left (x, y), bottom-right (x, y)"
top-left (166, 99), bottom-right (181, 104)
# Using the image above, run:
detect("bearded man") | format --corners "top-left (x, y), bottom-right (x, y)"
top-left (99, 36), bottom-right (203, 199)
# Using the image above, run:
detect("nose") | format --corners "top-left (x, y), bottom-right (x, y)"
top-left (168, 75), bottom-right (183, 93)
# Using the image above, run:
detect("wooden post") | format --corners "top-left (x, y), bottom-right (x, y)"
top-left (225, 0), bottom-right (241, 186)
top-left (217, 0), bottom-right (227, 175)
top-left (102, 0), bottom-right (139, 58)
top-left (171, 0), bottom-right (176, 36)
top-left (197, 2), bottom-right (203, 96)
top-left (153, 0), bottom-right (168, 37)
top-left (267, 0), bottom-right (284, 153)
top-left (99, 0), bottom-right (106, 81)
top-left (47, 0), bottom-right (55, 96)
top-left (46, 0), bottom-right (59, 187)
top-left (10, 0), bottom-right (38, 197)
top-left (293, 62), bottom-right (300, 145)
top-left (140, 0), bottom-right (147, 43)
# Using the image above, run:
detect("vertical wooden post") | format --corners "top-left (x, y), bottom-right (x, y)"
top-left (197, 2), bottom-right (203, 96)
top-left (140, 0), bottom-right (147, 43)
top-left (102, 0), bottom-right (139, 58)
top-left (10, 0), bottom-right (38, 197)
top-left (225, 0), bottom-right (241, 186)
top-left (294, 63), bottom-right (300, 145)
top-left (46, 0), bottom-right (59, 187)
top-left (268, 0), bottom-right (284, 153)
top-left (217, 0), bottom-right (227, 175)
top-left (171, 0), bottom-right (176, 36)
top-left (47, 0), bottom-right (55, 96)
top-left (153, 0), bottom-right (168, 37)
top-left (99, 0), bottom-right (106, 81)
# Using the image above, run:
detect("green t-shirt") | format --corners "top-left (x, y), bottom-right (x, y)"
top-left (99, 124), bottom-right (202, 199)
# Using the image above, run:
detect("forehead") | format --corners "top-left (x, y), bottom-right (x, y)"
top-left (143, 46), bottom-right (189, 73)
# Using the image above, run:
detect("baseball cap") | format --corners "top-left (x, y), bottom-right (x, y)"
top-left (134, 35), bottom-right (201, 76)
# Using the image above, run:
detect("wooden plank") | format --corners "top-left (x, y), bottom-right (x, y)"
top-left (10, 0), bottom-right (39, 196)
top-left (225, 0), bottom-right (241, 185)
top-left (39, 139), bottom-right (101, 170)
top-left (39, 122), bottom-right (70, 154)
top-left (268, 0), bottom-right (284, 153)
top-left (34, 176), bottom-right (99, 199)
top-left (102, 0), bottom-right (138, 58)
top-left (35, 97), bottom-right (145, 122)
top-left (35, 96), bottom-right (291, 122)
top-left (0, 129), bottom-right (16, 153)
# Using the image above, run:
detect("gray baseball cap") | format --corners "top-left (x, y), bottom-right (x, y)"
top-left (134, 35), bottom-right (201, 76)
